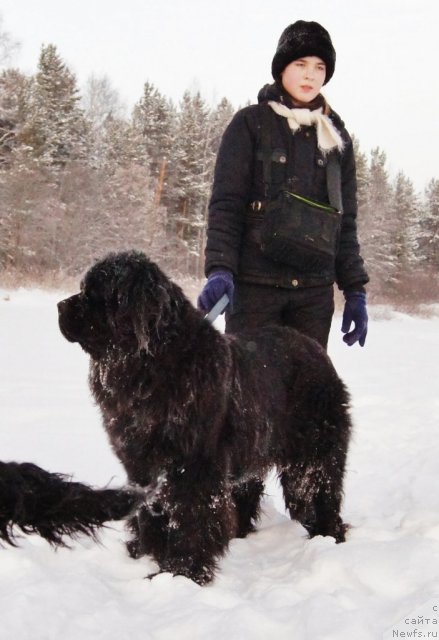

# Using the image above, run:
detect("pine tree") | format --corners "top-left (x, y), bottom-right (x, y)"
top-left (170, 91), bottom-right (211, 266)
top-left (422, 178), bottom-right (439, 270)
top-left (352, 135), bottom-right (370, 292)
top-left (391, 172), bottom-right (421, 273)
top-left (98, 114), bottom-right (146, 169)
top-left (130, 81), bottom-right (179, 218)
top-left (208, 97), bottom-right (234, 156)
top-left (351, 134), bottom-right (369, 210)
top-left (192, 96), bottom-right (235, 275)
top-left (22, 44), bottom-right (88, 166)
top-left (0, 68), bottom-right (31, 163)
top-left (132, 81), bottom-right (174, 175)
top-left (360, 147), bottom-right (397, 295)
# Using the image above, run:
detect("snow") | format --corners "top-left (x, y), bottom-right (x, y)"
top-left (1, 287), bottom-right (439, 639)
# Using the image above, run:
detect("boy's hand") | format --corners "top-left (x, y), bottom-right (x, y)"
top-left (341, 291), bottom-right (368, 347)
top-left (197, 270), bottom-right (234, 313)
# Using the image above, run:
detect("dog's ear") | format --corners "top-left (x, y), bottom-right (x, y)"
top-left (113, 262), bottom-right (173, 353)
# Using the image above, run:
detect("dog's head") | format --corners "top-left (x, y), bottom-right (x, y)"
top-left (58, 251), bottom-right (184, 359)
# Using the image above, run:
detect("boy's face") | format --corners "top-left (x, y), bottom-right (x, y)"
top-left (281, 56), bottom-right (326, 103)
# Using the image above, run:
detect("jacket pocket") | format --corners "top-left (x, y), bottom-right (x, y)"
top-left (260, 190), bottom-right (342, 271)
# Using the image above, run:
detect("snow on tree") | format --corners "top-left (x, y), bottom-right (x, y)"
top-left (132, 81), bottom-right (175, 176)
top-left (0, 30), bottom-right (437, 297)
top-left (359, 147), bottom-right (398, 295)
top-left (0, 156), bottom-right (65, 273)
top-left (54, 161), bottom-right (168, 275)
top-left (422, 178), bottom-right (439, 271)
top-left (21, 44), bottom-right (89, 166)
top-left (169, 91), bottom-right (211, 261)
top-left (391, 171), bottom-right (421, 269)
top-left (0, 68), bottom-right (34, 168)
top-left (351, 134), bottom-right (368, 211)
top-left (208, 97), bottom-right (234, 156)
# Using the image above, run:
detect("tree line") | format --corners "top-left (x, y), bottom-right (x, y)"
top-left (0, 41), bottom-right (438, 302)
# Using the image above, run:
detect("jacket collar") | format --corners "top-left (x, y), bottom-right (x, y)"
top-left (257, 81), bottom-right (327, 112)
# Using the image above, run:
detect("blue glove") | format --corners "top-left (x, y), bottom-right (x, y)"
top-left (197, 270), bottom-right (234, 313)
top-left (341, 291), bottom-right (368, 347)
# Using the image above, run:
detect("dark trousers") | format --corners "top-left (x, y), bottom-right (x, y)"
top-left (225, 282), bottom-right (334, 350)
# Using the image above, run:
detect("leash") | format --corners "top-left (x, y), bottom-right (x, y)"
top-left (204, 294), bottom-right (230, 324)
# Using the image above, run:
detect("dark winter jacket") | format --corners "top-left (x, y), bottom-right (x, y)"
top-left (204, 83), bottom-right (369, 291)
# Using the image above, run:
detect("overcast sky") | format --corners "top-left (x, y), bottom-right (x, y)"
top-left (1, 0), bottom-right (438, 189)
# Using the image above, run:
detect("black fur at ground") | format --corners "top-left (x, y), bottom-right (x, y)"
top-left (57, 250), bottom-right (352, 585)
top-left (0, 461), bottom-right (141, 546)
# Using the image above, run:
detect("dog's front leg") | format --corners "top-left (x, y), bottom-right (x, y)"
top-left (148, 480), bottom-right (238, 585)
top-left (126, 503), bottom-right (170, 560)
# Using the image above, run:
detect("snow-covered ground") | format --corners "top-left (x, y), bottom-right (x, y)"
top-left (1, 287), bottom-right (439, 640)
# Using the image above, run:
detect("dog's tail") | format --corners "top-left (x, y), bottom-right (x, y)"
top-left (0, 461), bottom-right (142, 547)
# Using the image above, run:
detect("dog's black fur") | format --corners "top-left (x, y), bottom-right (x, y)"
top-left (0, 461), bottom-right (141, 546)
top-left (57, 250), bottom-right (351, 585)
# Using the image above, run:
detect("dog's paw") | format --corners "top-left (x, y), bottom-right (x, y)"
top-left (334, 521), bottom-right (351, 543)
top-left (153, 560), bottom-right (215, 586)
top-left (189, 568), bottom-right (214, 586)
top-left (305, 518), bottom-right (350, 543)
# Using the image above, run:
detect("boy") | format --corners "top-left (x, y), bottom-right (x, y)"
top-left (198, 20), bottom-right (368, 350)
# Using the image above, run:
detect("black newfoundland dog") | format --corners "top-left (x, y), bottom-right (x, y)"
top-left (56, 250), bottom-right (351, 585)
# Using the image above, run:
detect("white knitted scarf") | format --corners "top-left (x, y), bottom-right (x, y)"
top-left (268, 101), bottom-right (345, 153)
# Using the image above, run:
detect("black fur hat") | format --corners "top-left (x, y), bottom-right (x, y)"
top-left (271, 20), bottom-right (336, 85)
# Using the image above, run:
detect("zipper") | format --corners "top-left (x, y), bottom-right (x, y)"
top-left (284, 190), bottom-right (340, 214)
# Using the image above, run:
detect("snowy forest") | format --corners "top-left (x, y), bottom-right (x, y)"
top-left (1, 35), bottom-right (438, 302)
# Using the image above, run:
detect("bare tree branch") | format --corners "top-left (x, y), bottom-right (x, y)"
top-left (0, 15), bottom-right (20, 67)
